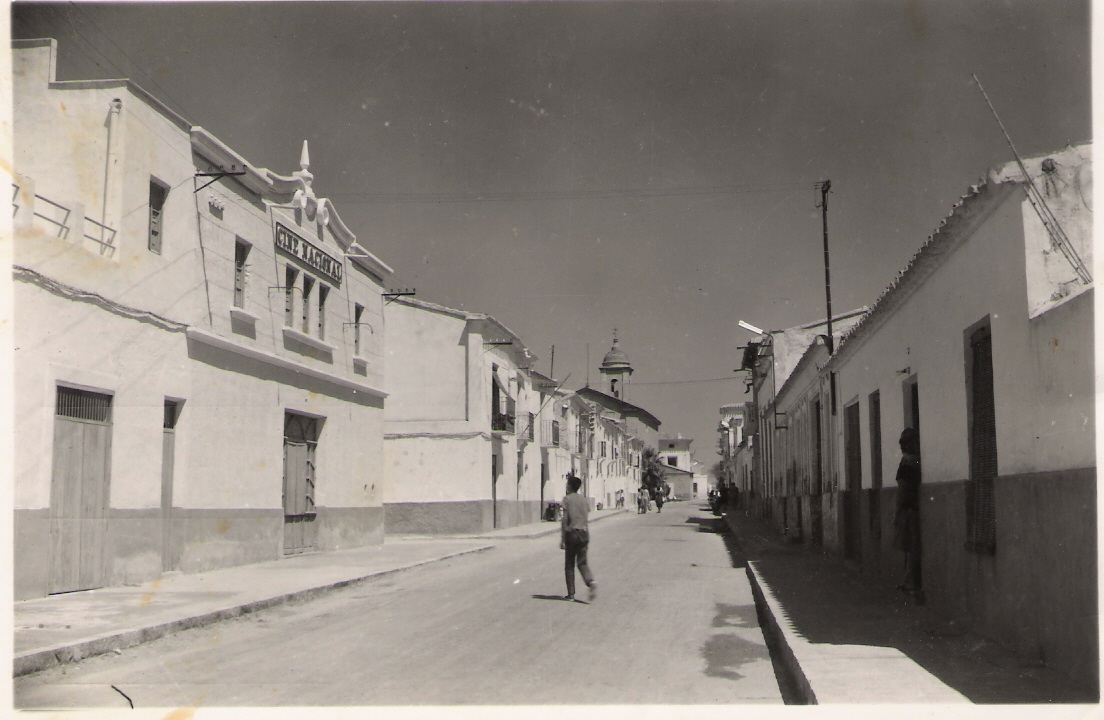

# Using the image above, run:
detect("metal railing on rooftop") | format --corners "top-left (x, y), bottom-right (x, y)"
top-left (13, 181), bottom-right (117, 257)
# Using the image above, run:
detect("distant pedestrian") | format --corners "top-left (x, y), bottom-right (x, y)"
top-left (893, 427), bottom-right (924, 604)
top-left (638, 486), bottom-right (649, 514)
top-left (561, 474), bottom-right (597, 602)
top-left (655, 487), bottom-right (665, 513)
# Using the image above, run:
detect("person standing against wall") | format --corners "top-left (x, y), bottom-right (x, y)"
top-left (893, 427), bottom-right (924, 604)
top-left (561, 474), bottom-right (597, 602)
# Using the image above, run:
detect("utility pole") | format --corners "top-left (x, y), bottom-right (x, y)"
top-left (818, 179), bottom-right (834, 355)
top-left (818, 179), bottom-right (838, 416)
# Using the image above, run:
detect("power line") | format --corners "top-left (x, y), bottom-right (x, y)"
top-left (65, 2), bottom-right (193, 120)
top-left (326, 181), bottom-right (819, 205)
top-left (631, 377), bottom-right (741, 386)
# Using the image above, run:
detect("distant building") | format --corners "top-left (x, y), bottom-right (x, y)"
top-left (577, 333), bottom-right (661, 450)
top-left (658, 435), bottom-right (696, 499)
top-left (382, 296), bottom-right (540, 533)
top-left (739, 309), bottom-right (866, 528)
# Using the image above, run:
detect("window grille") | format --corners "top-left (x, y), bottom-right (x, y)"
top-left (966, 327), bottom-right (997, 555)
top-left (56, 386), bottom-right (112, 423)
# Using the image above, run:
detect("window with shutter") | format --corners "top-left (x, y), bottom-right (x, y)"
top-left (284, 267), bottom-right (298, 326)
top-left (354, 304), bottom-right (365, 356)
top-left (301, 277), bottom-right (314, 334)
top-left (317, 285), bottom-right (329, 340)
top-left (148, 180), bottom-right (168, 254)
top-left (234, 240), bottom-right (251, 308)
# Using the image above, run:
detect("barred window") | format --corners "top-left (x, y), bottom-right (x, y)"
top-left (56, 386), bottom-right (112, 423)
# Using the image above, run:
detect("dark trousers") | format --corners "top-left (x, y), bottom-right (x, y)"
top-left (564, 528), bottom-right (594, 596)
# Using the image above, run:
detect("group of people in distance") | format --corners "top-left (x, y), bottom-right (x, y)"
top-left (636, 483), bottom-right (669, 514)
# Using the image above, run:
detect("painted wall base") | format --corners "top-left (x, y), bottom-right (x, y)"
top-left (14, 505), bottom-right (384, 600)
top-left (384, 499), bottom-right (545, 534)
top-left (757, 467), bottom-right (1098, 691)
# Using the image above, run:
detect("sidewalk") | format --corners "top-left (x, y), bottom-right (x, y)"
top-left (723, 507), bottom-right (1098, 704)
top-left (14, 509), bottom-right (625, 677)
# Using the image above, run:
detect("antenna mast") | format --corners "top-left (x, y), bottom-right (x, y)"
top-left (972, 74), bottom-right (1091, 284)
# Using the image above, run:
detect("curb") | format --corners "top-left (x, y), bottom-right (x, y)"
top-left (745, 560), bottom-right (818, 704)
top-left (13, 544), bottom-right (493, 677)
top-left (725, 511), bottom-right (970, 704)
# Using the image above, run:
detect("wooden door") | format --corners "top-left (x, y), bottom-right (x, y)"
top-left (161, 400), bottom-right (179, 572)
top-left (843, 401), bottom-right (862, 560)
top-left (283, 413), bottom-right (318, 555)
top-left (491, 453), bottom-right (498, 529)
top-left (50, 388), bottom-right (111, 594)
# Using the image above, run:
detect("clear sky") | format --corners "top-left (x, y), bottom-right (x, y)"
top-left (12, 0), bottom-right (1092, 467)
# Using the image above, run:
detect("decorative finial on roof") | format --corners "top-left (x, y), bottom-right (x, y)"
top-left (300, 140), bottom-right (310, 171)
top-left (612, 327), bottom-right (619, 345)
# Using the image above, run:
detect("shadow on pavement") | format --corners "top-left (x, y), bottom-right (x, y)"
top-left (727, 510), bottom-right (1098, 704)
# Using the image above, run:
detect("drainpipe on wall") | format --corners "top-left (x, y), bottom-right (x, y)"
top-left (102, 98), bottom-right (124, 244)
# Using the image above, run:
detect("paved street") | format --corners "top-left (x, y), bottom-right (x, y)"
top-left (15, 501), bottom-right (783, 709)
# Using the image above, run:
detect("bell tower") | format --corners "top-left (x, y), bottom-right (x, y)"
top-left (599, 329), bottom-right (634, 401)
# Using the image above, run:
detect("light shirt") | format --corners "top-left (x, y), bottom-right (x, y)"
top-left (562, 492), bottom-right (589, 532)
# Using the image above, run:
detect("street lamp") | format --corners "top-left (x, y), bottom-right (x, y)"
top-left (737, 319), bottom-right (764, 335)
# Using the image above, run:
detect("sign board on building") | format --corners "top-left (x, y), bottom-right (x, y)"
top-left (275, 223), bottom-right (342, 285)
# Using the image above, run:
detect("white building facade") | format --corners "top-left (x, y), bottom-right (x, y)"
top-left (13, 40), bottom-right (393, 599)
top-left (382, 297), bottom-right (543, 532)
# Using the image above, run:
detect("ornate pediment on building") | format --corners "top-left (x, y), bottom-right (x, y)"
top-left (267, 141), bottom-right (340, 232)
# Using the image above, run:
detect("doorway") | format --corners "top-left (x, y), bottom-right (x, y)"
top-left (843, 400), bottom-right (862, 560)
top-left (283, 412), bottom-right (319, 555)
top-left (50, 386), bottom-right (112, 594)
top-left (161, 399), bottom-right (181, 572)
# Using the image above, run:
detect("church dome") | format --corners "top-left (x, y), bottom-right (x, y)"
top-left (601, 336), bottom-right (632, 370)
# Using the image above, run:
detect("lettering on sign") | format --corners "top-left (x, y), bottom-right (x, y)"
top-left (274, 223), bottom-right (343, 285)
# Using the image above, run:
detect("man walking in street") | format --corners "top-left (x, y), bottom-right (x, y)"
top-left (561, 474), bottom-right (597, 602)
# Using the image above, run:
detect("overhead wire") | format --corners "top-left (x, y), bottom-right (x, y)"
top-left (65, 1), bottom-right (193, 119)
top-left (327, 181), bottom-right (819, 205)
